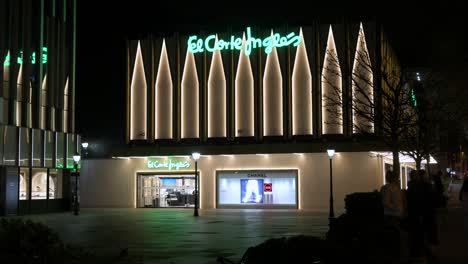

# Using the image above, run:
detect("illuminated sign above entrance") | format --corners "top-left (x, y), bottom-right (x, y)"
top-left (3, 47), bottom-right (48, 66)
top-left (147, 158), bottom-right (191, 170)
top-left (188, 27), bottom-right (302, 56)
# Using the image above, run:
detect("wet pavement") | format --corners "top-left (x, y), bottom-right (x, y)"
top-left (23, 209), bottom-right (329, 263)
top-left (15, 207), bottom-right (468, 263)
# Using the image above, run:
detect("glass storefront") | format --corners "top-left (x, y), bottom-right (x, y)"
top-left (137, 174), bottom-right (195, 208)
top-left (49, 170), bottom-right (63, 199)
top-left (31, 169), bottom-right (48, 200)
top-left (217, 170), bottom-right (298, 209)
top-left (19, 168), bottom-right (29, 200)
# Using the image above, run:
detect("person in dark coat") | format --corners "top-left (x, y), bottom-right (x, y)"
top-left (406, 169), bottom-right (438, 261)
top-left (460, 175), bottom-right (468, 239)
top-left (432, 171), bottom-right (447, 208)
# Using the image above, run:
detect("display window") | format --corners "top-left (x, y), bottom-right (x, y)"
top-left (49, 170), bottom-right (63, 199)
top-left (19, 168), bottom-right (29, 200)
top-left (31, 169), bottom-right (48, 199)
top-left (217, 170), bottom-right (298, 209)
top-left (137, 174), bottom-right (195, 208)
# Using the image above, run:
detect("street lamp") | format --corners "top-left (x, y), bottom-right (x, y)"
top-left (82, 142), bottom-right (89, 157)
top-left (327, 149), bottom-right (335, 226)
top-left (192, 152), bottom-right (200, 217)
top-left (72, 153), bottom-right (81, 216)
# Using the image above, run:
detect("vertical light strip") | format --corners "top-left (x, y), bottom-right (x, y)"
top-left (16, 58), bottom-right (23, 126)
top-left (2, 51), bottom-right (10, 124)
top-left (28, 81), bottom-right (32, 128)
top-left (3, 50), bottom-right (10, 82)
top-left (208, 36), bottom-right (226, 138)
top-left (352, 23), bottom-right (374, 133)
top-left (321, 26), bottom-right (343, 134)
top-left (235, 33), bottom-right (254, 137)
top-left (130, 41), bottom-right (147, 140)
top-left (41, 74), bottom-right (47, 129)
top-left (63, 77), bottom-right (69, 132)
top-left (263, 30), bottom-right (283, 136)
top-left (155, 39), bottom-right (173, 139)
top-left (292, 28), bottom-right (312, 135)
top-left (181, 46), bottom-right (199, 138)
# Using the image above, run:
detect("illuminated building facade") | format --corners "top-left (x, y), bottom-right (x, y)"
top-left (81, 20), bottom-right (419, 212)
top-left (0, 0), bottom-right (79, 215)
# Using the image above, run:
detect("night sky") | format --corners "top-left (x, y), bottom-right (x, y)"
top-left (75, 2), bottom-right (468, 157)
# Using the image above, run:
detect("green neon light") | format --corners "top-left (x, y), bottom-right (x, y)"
top-left (411, 89), bottom-right (417, 107)
top-left (147, 159), bottom-right (191, 170)
top-left (3, 47), bottom-right (48, 66)
top-left (188, 27), bottom-right (302, 56)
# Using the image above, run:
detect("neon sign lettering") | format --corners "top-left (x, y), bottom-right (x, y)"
top-left (147, 159), bottom-right (191, 170)
top-left (3, 47), bottom-right (48, 66)
top-left (188, 27), bottom-right (301, 56)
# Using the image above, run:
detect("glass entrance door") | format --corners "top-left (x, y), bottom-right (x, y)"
top-left (137, 175), bottom-right (195, 208)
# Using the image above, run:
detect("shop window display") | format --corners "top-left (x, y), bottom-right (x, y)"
top-left (31, 170), bottom-right (48, 199)
top-left (19, 169), bottom-right (29, 200)
top-left (218, 170), bottom-right (297, 208)
top-left (138, 175), bottom-right (195, 208)
top-left (49, 170), bottom-right (63, 199)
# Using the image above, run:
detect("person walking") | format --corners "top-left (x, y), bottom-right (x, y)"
top-left (459, 175), bottom-right (468, 239)
top-left (433, 171), bottom-right (447, 208)
top-left (381, 170), bottom-right (409, 262)
top-left (406, 169), bottom-right (438, 262)
top-left (381, 170), bottom-right (405, 224)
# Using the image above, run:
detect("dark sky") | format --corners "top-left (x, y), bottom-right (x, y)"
top-left (75, 2), bottom-right (468, 157)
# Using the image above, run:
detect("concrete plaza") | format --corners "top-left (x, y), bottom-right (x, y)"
top-left (16, 207), bottom-right (468, 264)
top-left (24, 209), bottom-right (329, 263)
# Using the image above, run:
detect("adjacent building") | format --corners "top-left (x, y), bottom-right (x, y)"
top-left (0, 0), bottom-right (79, 215)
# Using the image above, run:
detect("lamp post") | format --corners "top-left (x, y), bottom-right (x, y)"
top-left (82, 142), bottom-right (89, 157)
top-left (192, 152), bottom-right (200, 217)
top-left (327, 149), bottom-right (335, 226)
top-left (72, 153), bottom-right (81, 216)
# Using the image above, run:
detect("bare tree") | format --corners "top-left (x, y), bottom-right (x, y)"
top-left (401, 73), bottom-right (468, 173)
top-left (322, 28), bottom-right (417, 178)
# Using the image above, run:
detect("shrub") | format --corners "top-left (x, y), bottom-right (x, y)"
top-left (344, 191), bottom-right (383, 219)
top-left (0, 218), bottom-right (68, 264)
top-left (239, 235), bottom-right (350, 264)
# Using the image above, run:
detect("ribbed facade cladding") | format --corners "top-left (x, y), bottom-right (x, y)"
top-left (127, 22), bottom-right (381, 146)
top-left (0, 0), bottom-right (79, 168)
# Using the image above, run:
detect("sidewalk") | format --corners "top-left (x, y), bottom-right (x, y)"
top-left (434, 206), bottom-right (468, 263)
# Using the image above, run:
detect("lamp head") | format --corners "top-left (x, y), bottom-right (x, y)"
top-left (82, 142), bottom-right (89, 149)
top-left (192, 152), bottom-right (201, 161)
top-left (73, 153), bottom-right (81, 163)
top-left (327, 149), bottom-right (335, 159)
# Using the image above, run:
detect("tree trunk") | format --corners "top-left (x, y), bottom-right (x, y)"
top-left (392, 149), bottom-right (400, 179)
top-left (426, 155), bottom-right (431, 175)
top-left (415, 157), bottom-right (422, 171)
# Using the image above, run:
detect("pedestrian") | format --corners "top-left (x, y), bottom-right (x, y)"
top-left (459, 174), bottom-right (468, 239)
top-left (406, 169), bottom-right (438, 262)
top-left (432, 171), bottom-right (447, 208)
top-left (380, 170), bottom-right (409, 262)
top-left (381, 170), bottom-right (405, 224)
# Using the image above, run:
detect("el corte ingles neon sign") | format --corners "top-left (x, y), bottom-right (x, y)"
top-left (188, 27), bottom-right (301, 56)
top-left (147, 159), bottom-right (191, 170)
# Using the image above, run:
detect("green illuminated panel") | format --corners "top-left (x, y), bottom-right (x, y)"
top-left (3, 47), bottom-right (48, 66)
top-left (147, 158), bottom-right (191, 170)
top-left (411, 89), bottom-right (417, 107)
top-left (188, 27), bottom-right (301, 56)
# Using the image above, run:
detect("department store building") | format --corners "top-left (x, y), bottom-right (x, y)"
top-left (80, 20), bottom-right (422, 213)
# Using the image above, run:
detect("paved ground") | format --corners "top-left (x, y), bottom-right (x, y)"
top-left (13, 207), bottom-right (468, 263)
top-left (433, 207), bottom-right (468, 264)
top-left (23, 209), bottom-right (329, 264)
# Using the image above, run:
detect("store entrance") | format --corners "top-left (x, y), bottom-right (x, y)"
top-left (137, 174), bottom-right (195, 208)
